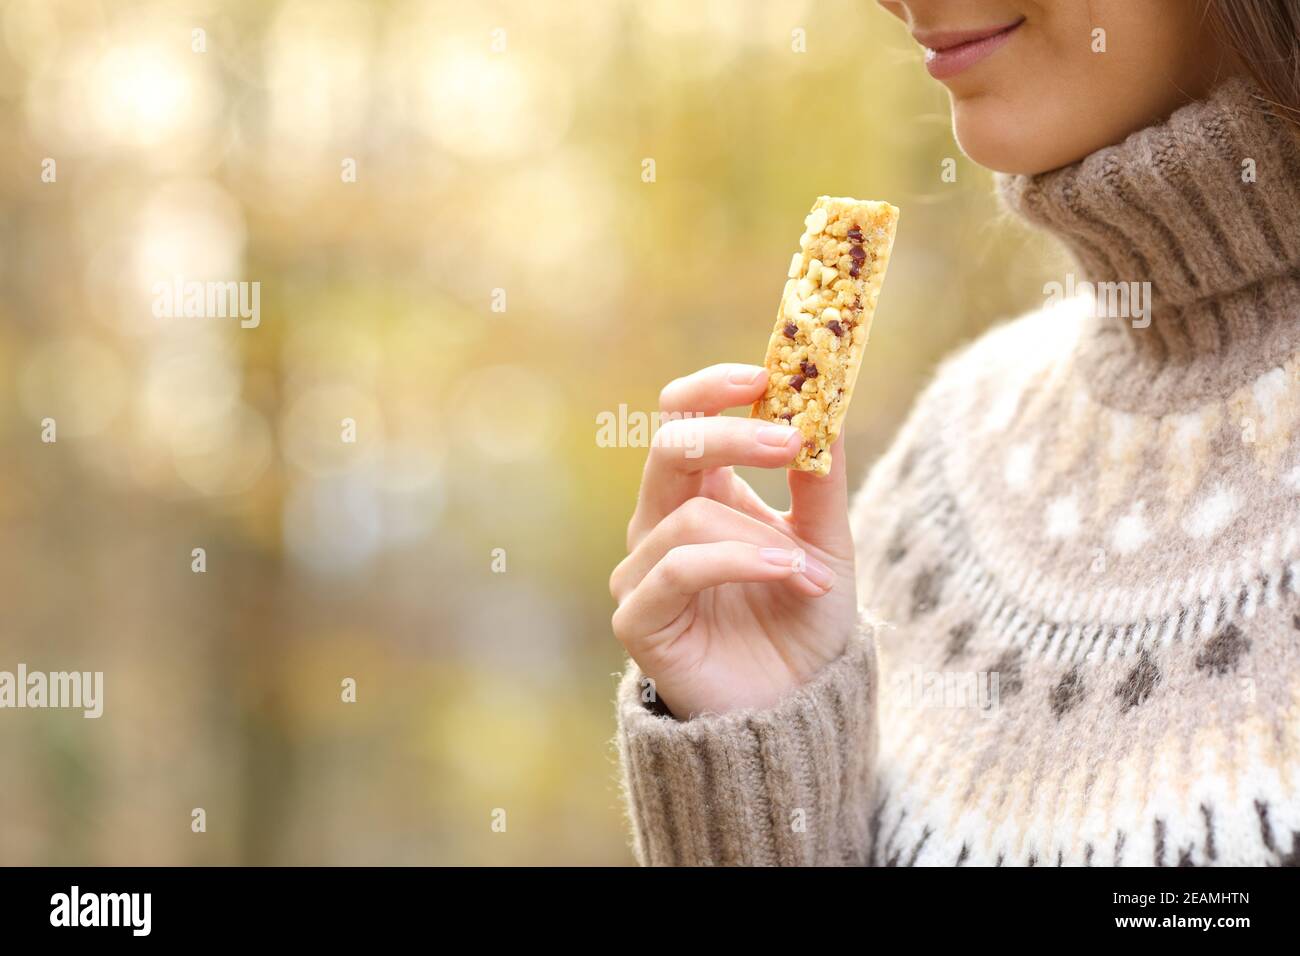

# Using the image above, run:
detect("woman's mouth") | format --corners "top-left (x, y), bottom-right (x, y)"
top-left (916, 18), bottom-right (1026, 80)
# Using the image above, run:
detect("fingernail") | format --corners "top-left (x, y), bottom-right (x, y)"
top-left (755, 424), bottom-right (799, 447)
top-left (799, 554), bottom-right (835, 590)
top-left (759, 547), bottom-right (799, 569)
top-left (729, 367), bottom-right (767, 386)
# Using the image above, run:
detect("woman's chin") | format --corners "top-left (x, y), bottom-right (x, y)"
top-left (951, 104), bottom-right (1095, 177)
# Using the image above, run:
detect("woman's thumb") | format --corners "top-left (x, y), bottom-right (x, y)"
top-left (786, 436), bottom-right (853, 557)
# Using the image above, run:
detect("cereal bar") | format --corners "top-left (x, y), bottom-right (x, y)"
top-left (752, 196), bottom-right (899, 476)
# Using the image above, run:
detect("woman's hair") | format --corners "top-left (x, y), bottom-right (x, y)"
top-left (1209, 0), bottom-right (1300, 126)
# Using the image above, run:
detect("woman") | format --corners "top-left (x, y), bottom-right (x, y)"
top-left (609, 0), bottom-right (1300, 865)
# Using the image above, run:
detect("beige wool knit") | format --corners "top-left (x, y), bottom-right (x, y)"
top-left (615, 78), bottom-right (1300, 866)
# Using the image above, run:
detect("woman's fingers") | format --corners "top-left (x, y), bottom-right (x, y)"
top-left (624, 363), bottom-right (786, 550)
top-left (653, 364), bottom-right (852, 557)
top-left (611, 541), bottom-right (811, 655)
top-left (786, 435), bottom-right (854, 558)
top-left (658, 363), bottom-right (769, 415)
top-left (611, 495), bottom-right (833, 601)
top-left (627, 416), bottom-right (801, 549)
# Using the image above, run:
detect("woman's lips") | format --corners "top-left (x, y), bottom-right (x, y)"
top-left (918, 18), bottom-right (1025, 80)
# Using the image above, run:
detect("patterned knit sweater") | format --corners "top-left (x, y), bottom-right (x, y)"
top-left (615, 79), bottom-right (1300, 866)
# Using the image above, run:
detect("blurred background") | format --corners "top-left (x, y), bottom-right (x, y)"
top-left (0, 0), bottom-right (1063, 864)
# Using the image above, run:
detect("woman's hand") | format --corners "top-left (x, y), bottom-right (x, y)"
top-left (609, 363), bottom-right (859, 717)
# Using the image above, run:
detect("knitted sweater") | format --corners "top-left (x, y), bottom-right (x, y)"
top-left (615, 79), bottom-right (1300, 866)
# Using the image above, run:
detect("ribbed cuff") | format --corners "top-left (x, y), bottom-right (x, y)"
top-left (615, 622), bottom-right (877, 866)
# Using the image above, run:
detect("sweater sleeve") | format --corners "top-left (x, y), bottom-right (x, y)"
top-left (615, 616), bottom-right (879, 866)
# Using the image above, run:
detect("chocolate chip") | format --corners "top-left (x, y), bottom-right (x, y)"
top-left (827, 320), bottom-right (843, 336)
top-left (849, 262), bottom-right (861, 278)
top-left (783, 323), bottom-right (797, 339)
top-left (849, 245), bottom-right (866, 262)
top-left (847, 226), bottom-right (863, 242)
top-left (779, 411), bottom-right (793, 421)
top-left (790, 374), bottom-right (806, 391)
top-left (800, 360), bottom-right (818, 378)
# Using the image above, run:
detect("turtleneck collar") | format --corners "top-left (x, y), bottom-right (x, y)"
top-left (997, 78), bottom-right (1300, 414)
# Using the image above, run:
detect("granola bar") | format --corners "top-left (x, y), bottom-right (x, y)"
top-left (752, 196), bottom-right (899, 475)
